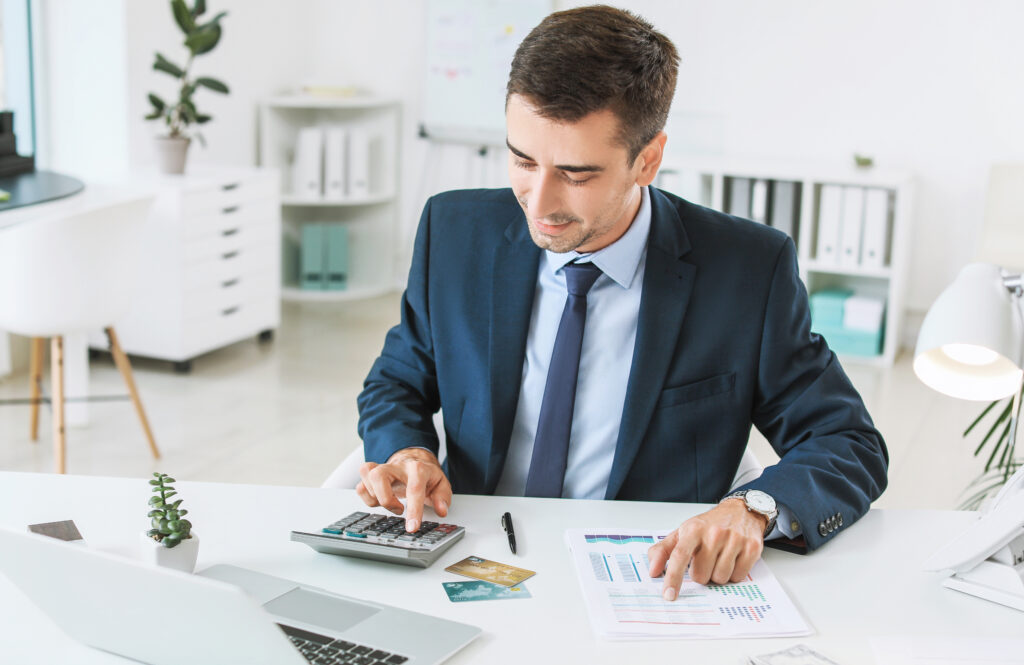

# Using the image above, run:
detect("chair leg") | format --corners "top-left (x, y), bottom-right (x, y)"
top-left (29, 337), bottom-right (45, 441)
top-left (105, 327), bottom-right (160, 460)
top-left (51, 336), bottom-right (66, 474)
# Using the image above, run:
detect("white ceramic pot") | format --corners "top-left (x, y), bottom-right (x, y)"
top-left (139, 531), bottom-right (199, 573)
top-left (154, 136), bottom-right (191, 175)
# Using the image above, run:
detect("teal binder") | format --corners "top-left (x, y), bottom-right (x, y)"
top-left (301, 223), bottom-right (327, 290)
top-left (326, 223), bottom-right (349, 291)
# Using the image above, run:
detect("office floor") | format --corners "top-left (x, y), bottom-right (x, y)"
top-left (0, 293), bottom-right (996, 510)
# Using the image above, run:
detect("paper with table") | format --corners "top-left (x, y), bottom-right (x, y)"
top-left (566, 529), bottom-right (812, 640)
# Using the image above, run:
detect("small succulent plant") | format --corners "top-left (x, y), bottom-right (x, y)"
top-left (147, 472), bottom-right (193, 548)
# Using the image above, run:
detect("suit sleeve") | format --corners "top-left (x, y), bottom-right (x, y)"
top-left (740, 237), bottom-right (889, 551)
top-left (357, 198), bottom-right (442, 463)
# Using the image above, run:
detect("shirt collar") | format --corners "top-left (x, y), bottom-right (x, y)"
top-left (544, 185), bottom-right (652, 289)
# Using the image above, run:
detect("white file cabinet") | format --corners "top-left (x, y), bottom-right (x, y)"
top-left (91, 167), bottom-right (281, 371)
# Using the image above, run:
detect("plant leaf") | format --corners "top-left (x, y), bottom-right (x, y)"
top-left (162, 477), bottom-right (176, 484)
top-left (153, 53), bottom-right (185, 78)
top-left (963, 399), bottom-right (999, 436)
top-left (195, 114), bottom-right (212, 124)
top-left (192, 0), bottom-right (206, 17)
top-left (171, 0), bottom-right (194, 35)
top-left (185, 23), bottom-right (221, 55)
top-left (147, 509), bottom-right (163, 518)
top-left (195, 76), bottom-right (229, 94)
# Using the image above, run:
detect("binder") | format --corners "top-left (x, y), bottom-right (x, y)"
top-left (770, 180), bottom-right (801, 244)
top-left (726, 177), bottom-right (752, 217)
top-left (292, 127), bottom-right (324, 199)
top-left (348, 129), bottom-right (371, 198)
top-left (815, 185), bottom-right (843, 265)
top-left (323, 126), bottom-right (349, 201)
top-left (325, 223), bottom-right (350, 291)
top-left (300, 223), bottom-right (327, 290)
top-left (750, 179), bottom-right (770, 224)
top-left (861, 188), bottom-right (890, 269)
top-left (838, 186), bottom-right (865, 268)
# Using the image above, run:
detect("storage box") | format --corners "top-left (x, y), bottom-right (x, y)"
top-left (811, 322), bottom-right (883, 357)
top-left (809, 289), bottom-right (853, 328)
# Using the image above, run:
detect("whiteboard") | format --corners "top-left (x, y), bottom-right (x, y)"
top-left (422, 0), bottom-right (551, 146)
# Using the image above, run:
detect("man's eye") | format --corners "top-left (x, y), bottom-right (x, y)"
top-left (514, 159), bottom-right (536, 170)
top-left (566, 175), bottom-right (592, 187)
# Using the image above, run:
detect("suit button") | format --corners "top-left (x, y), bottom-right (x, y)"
top-left (818, 523), bottom-right (828, 537)
top-left (838, 514), bottom-right (844, 527)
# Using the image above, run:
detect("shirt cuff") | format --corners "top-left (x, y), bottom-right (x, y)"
top-left (765, 504), bottom-right (802, 540)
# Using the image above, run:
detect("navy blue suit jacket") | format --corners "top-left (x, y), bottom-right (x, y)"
top-left (358, 187), bottom-right (888, 551)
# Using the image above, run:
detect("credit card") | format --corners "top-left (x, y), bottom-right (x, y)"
top-left (442, 580), bottom-right (532, 602)
top-left (444, 555), bottom-right (536, 587)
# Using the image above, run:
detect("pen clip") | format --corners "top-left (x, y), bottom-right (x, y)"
top-left (501, 512), bottom-right (511, 532)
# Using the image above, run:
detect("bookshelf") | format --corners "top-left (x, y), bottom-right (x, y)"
top-left (659, 157), bottom-right (915, 367)
top-left (258, 95), bottom-right (401, 302)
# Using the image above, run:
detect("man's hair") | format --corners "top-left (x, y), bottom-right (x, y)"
top-left (506, 4), bottom-right (679, 163)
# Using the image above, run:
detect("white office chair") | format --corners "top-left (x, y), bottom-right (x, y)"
top-left (323, 411), bottom-right (763, 493)
top-left (0, 194), bottom-right (160, 473)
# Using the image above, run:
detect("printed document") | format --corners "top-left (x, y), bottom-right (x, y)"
top-left (566, 528), bottom-right (812, 640)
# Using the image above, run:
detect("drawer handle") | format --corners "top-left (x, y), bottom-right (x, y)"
top-left (221, 228), bottom-right (239, 237)
top-left (222, 278), bottom-right (240, 288)
top-left (222, 206), bottom-right (240, 214)
top-left (222, 306), bottom-right (240, 316)
top-left (221, 183), bottom-right (240, 191)
top-left (222, 251), bottom-right (239, 259)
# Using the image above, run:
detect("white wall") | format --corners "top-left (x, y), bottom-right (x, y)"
top-left (37, 0), bottom-right (1024, 316)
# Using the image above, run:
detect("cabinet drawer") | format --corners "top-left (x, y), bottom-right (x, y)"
top-left (182, 296), bottom-right (278, 357)
top-left (182, 199), bottom-right (275, 242)
top-left (180, 172), bottom-right (278, 218)
top-left (183, 242), bottom-right (275, 291)
top-left (182, 218), bottom-right (277, 264)
top-left (183, 269), bottom-right (277, 321)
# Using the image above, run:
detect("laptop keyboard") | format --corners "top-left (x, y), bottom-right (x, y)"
top-left (279, 623), bottom-right (408, 664)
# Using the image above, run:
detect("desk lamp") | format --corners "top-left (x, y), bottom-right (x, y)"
top-left (913, 262), bottom-right (1024, 611)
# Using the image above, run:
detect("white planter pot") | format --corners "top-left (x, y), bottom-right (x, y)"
top-left (139, 531), bottom-right (199, 573)
top-left (154, 136), bottom-right (191, 175)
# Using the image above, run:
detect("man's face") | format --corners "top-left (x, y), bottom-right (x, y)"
top-left (506, 94), bottom-right (652, 254)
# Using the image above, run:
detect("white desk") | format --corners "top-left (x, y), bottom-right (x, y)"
top-left (0, 471), bottom-right (1020, 664)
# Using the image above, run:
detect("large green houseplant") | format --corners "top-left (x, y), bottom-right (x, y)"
top-left (145, 0), bottom-right (229, 174)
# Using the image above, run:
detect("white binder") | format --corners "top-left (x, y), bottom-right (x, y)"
top-left (348, 129), bottom-right (372, 199)
top-left (727, 177), bottom-right (752, 217)
top-left (815, 184), bottom-right (844, 266)
top-left (861, 188), bottom-right (891, 269)
top-left (750, 179), bottom-right (769, 224)
top-left (770, 180), bottom-right (799, 241)
top-left (292, 127), bottom-right (324, 199)
top-left (838, 186), bottom-right (865, 268)
top-left (323, 126), bottom-right (349, 201)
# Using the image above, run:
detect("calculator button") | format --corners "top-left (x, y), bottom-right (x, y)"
top-left (322, 528), bottom-right (343, 534)
top-left (344, 531), bottom-right (367, 538)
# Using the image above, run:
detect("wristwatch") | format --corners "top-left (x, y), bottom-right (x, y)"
top-left (722, 489), bottom-right (778, 538)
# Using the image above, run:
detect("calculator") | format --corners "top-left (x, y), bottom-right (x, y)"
top-left (290, 511), bottom-right (466, 568)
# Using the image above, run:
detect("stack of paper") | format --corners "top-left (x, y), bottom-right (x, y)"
top-left (566, 529), bottom-right (811, 640)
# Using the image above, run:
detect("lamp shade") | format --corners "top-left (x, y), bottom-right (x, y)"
top-left (914, 263), bottom-right (1024, 401)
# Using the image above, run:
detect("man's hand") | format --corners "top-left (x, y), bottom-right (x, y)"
top-left (647, 499), bottom-right (766, 601)
top-left (356, 447), bottom-right (452, 533)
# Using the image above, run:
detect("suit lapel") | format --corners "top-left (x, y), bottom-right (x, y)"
top-left (605, 189), bottom-right (695, 499)
top-left (486, 215), bottom-right (541, 488)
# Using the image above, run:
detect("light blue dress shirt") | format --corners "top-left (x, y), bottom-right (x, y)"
top-left (495, 186), bottom-right (651, 499)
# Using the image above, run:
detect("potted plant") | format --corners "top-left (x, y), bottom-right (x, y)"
top-left (145, 0), bottom-right (229, 174)
top-left (140, 472), bottom-right (199, 572)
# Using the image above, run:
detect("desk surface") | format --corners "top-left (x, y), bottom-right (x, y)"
top-left (0, 472), bottom-right (1020, 664)
top-left (0, 170), bottom-right (84, 213)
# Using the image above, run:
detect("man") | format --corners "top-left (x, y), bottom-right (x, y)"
top-left (356, 5), bottom-right (887, 602)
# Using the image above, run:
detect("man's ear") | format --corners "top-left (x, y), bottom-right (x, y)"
top-left (635, 132), bottom-right (667, 187)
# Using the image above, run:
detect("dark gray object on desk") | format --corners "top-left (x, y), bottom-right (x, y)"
top-left (0, 170), bottom-right (85, 213)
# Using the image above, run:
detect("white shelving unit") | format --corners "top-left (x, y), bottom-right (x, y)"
top-left (660, 157), bottom-right (915, 367)
top-left (259, 95), bottom-right (401, 302)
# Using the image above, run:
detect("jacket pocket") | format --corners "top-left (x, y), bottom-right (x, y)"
top-left (656, 372), bottom-right (736, 409)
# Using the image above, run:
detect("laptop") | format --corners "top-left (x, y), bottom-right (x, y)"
top-left (0, 526), bottom-right (480, 665)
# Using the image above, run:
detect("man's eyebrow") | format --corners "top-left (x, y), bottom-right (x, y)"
top-left (506, 139), bottom-right (605, 174)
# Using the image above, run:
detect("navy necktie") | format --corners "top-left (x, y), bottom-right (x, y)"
top-left (525, 261), bottom-right (603, 498)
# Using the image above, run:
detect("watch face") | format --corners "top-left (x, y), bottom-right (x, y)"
top-left (745, 490), bottom-right (776, 514)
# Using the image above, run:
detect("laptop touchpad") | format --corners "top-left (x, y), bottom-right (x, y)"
top-left (264, 587), bottom-right (380, 633)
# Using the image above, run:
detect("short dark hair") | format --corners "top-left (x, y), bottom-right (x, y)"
top-left (506, 5), bottom-right (679, 163)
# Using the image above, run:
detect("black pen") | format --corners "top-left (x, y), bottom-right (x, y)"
top-left (501, 511), bottom-right (517, 554)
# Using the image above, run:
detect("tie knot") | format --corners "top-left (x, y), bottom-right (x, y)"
top-left (562, 261), bottom-right (603, 297)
